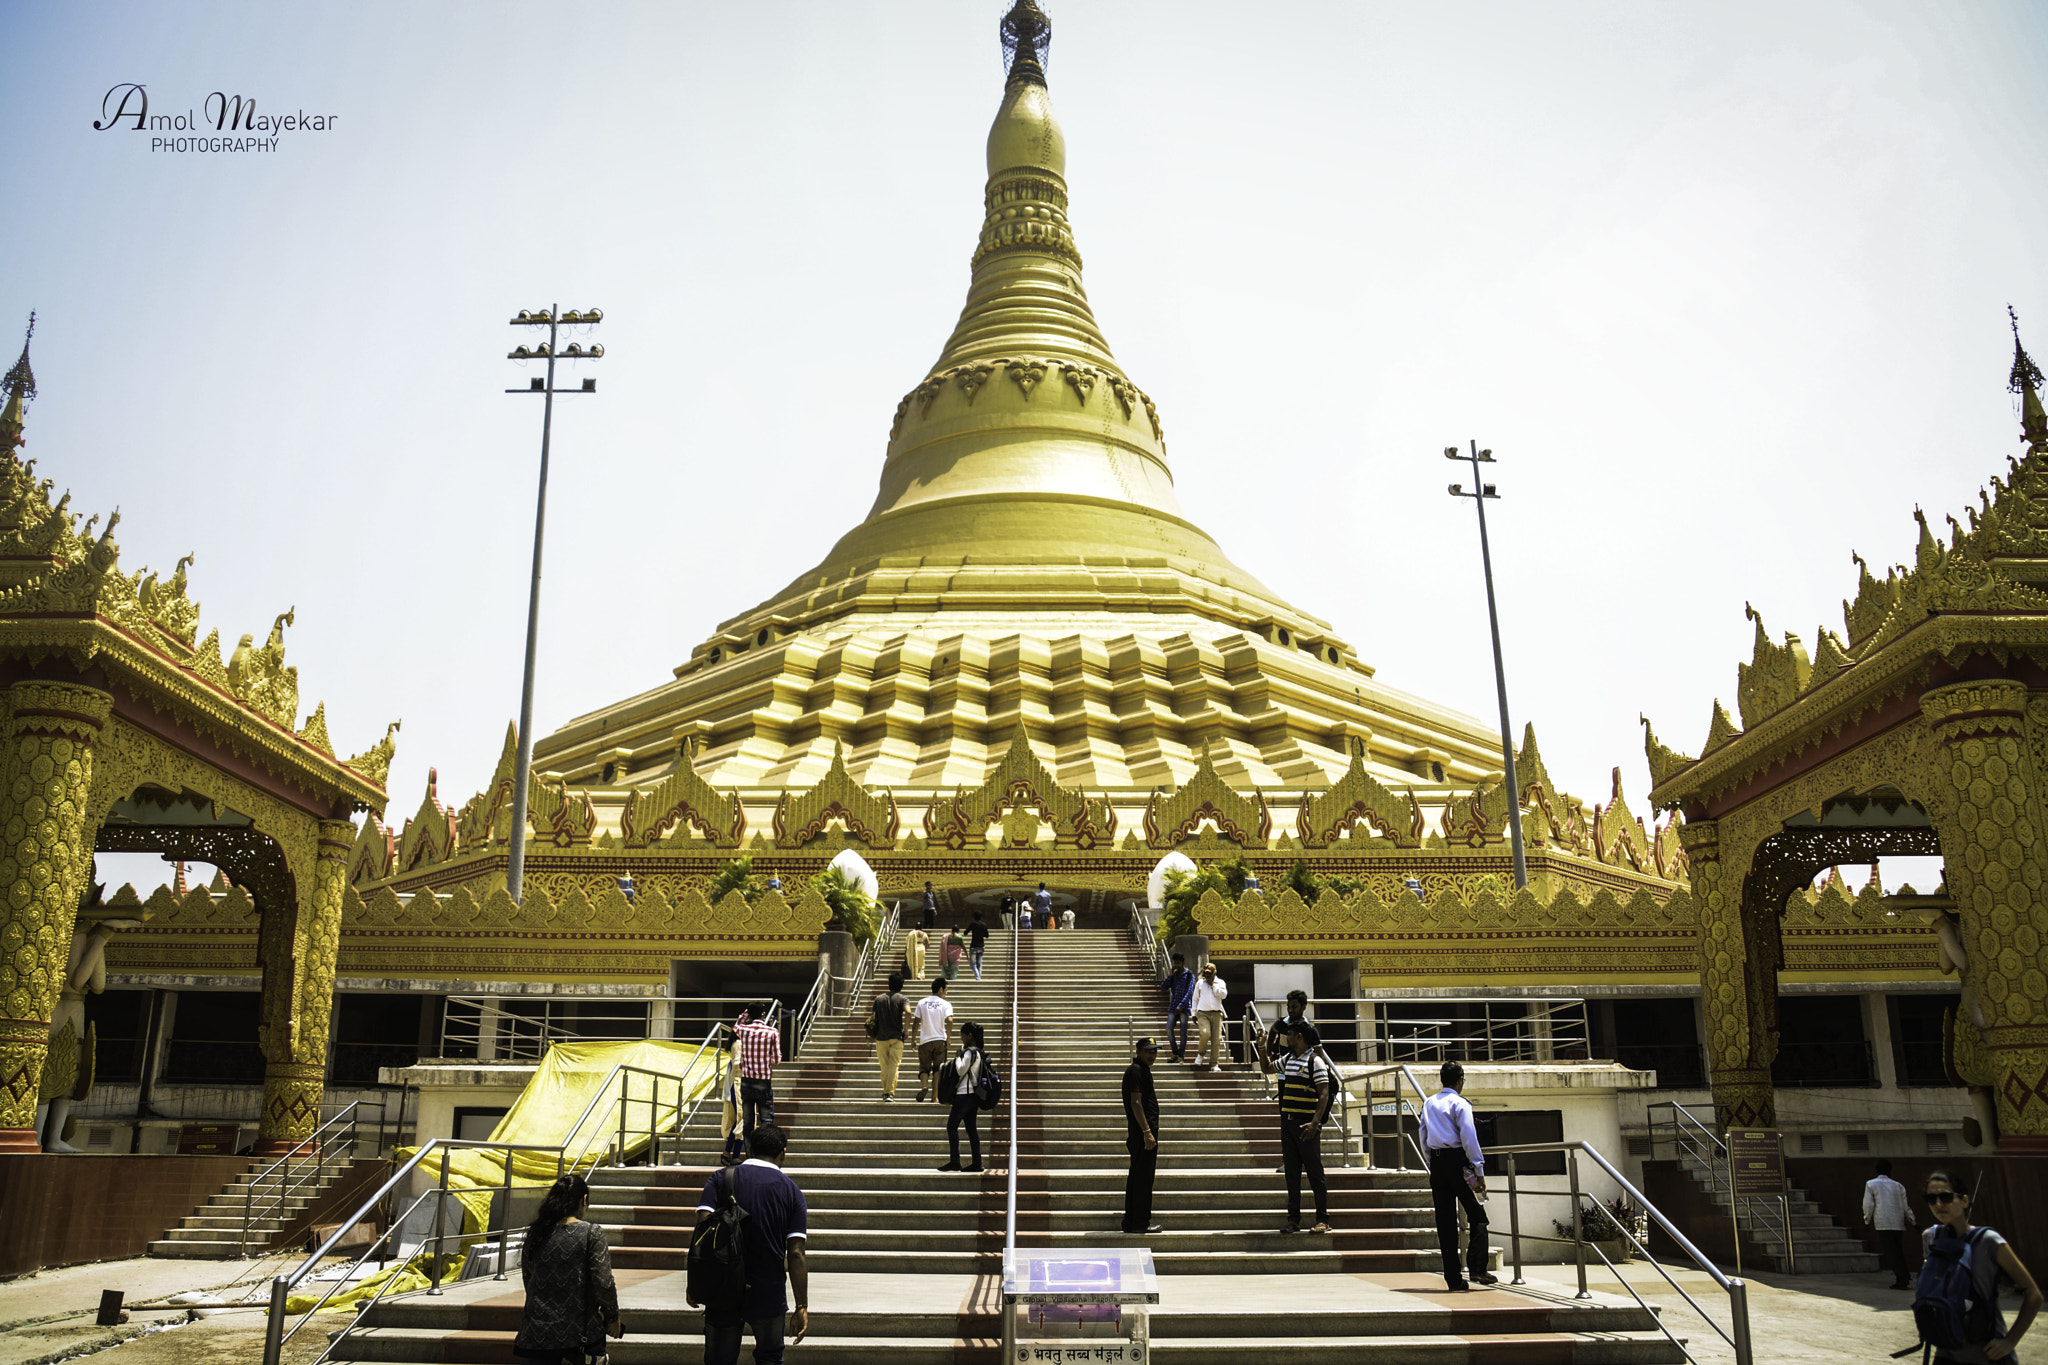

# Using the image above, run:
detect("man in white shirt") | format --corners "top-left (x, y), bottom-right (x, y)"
top-left (1420, 1060), bottom-right (1495, 1292)
top-left (1190, 961), bottom-right (1228, 1071)
top-left (912, 978), bottom-right (954, 1104)
top-left (1061, 906), bottom-right (1075, 930)
top-left (1861, 1158), bottom-right (1915, 1290)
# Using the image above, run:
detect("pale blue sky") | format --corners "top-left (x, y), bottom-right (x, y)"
top-left (3, 2), bottom-right (2043, 888)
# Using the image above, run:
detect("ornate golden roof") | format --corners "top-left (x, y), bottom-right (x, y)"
top-left (532, 5), bottom-right (1508, 794)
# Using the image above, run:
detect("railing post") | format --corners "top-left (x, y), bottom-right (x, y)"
top-left (429, 1149), bottom-right (450, 1295)
top-left (497, 1143), bottom-right (513, 1280)
top-left (1507, 1151), bottom-right (1523, 1284)
top-left (262, 1276), bottom-right (288, 1365)
top-left (1568, 1148), bottom-right (1588, 1299)
top-left (1781, 1193), bottom-right (1795, 1275)
top-left (1728, 1278), bottom-right (1754, 1365)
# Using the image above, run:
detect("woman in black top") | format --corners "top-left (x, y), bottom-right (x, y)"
top-left (514, 1174), bottom-right (622, 1363)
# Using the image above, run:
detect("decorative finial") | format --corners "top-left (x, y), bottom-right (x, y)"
top-left (3, 313), bottom-right (35, 406)
top-left (2011, 305), bottom-right (2043, 396)
top-left (1000, 0), bottom-right (1050, 87)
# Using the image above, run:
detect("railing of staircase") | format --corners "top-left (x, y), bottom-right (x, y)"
top-left (1128, 898), bottom-right (1167, 981)
top-left (240, 1097), bottom-right (387, 1256)
top-left (1353, 1064), bottom-right (1753, 1365)
top-left (1004, 896), bottom-right (1021, 1251)
top-left (843, 900), bottom-right (901, 1019)
top-left (1646, 1100), bottom-right (1794, 1276)
top-left (439, 993), bottom-right (768, 1062)
top-left (268, 1046), bottom-right (718, 1365)
top-left (792, 966), bottom-right (833, 1058)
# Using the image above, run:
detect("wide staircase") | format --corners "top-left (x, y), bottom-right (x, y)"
top-left (330, 927), bottom-right (1683, 1362)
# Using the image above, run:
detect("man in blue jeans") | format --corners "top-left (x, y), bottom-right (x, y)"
top-left (968, 910), bottom-right (989, 980)
top-left (1160, 953), bottom-right (1195, 1063)
top-left (689, 1123), bottom-right (809, 1364)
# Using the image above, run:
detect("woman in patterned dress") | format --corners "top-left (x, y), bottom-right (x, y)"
top-left (513, 1174), bottom-right (621, 1364)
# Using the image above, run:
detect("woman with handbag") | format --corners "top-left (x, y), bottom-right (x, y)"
top-left (513, 1174), bottom-right (622, 1364)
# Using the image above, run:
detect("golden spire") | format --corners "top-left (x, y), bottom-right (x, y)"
top-left (2012, 305), bottom-right (2046, 452)
top-left (0, 314), bottom-right (35, 455)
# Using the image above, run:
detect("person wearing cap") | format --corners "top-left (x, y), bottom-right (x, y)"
top-left (1122, 1038), bottom-right (1163, 1234)
top-left (1255, 1020), bottom-right (1334, 1234)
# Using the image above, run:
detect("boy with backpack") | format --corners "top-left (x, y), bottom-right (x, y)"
top-left (866, 972), bottom-right (912, 1102)
top-left (935, 1021), bottom-right (999, 1172)
top-left (1905, 1168), bottom-right (2040, 1363)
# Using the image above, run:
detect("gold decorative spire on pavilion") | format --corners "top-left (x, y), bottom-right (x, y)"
top-left (2013, 305), bottom-right (2046, 449)
top-left (0, 314), bottom-right (36, 455)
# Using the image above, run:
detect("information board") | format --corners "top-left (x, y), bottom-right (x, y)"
top-left (1726, 1128), bottom-right (1784, 1196)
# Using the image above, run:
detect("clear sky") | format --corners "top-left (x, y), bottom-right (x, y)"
top-left (3, 1), bottom-right (2043, 890)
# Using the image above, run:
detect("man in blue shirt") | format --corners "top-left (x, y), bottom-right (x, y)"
top-left (689, 1124), bottom-right (810, 1364)
top-left (921, 881), bottom-right (937, 929)
top-left (1031, 882), bottom-right (1052, 928)
top-left (1160, 953), bottom-right (1196, 1063)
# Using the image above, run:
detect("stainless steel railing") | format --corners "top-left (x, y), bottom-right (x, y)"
top-left (1247, 995), bottom-right (1594, 1066)
top-left (1348, 1065), bottom-right (1754, 1365)
top-left (1488, 1135), bottom-right (1755, 1365)
top-left (1128, 897), bottom-right (1168, 981)
top-left (265, 1045), bottom-right (723, 1365)
top-left (440, 994), bottom-right (766, 1062)
top-left (239, 1095), bottom-right (408, 1255)
top-left (1646, 1100), bottom-right (1796, 1276)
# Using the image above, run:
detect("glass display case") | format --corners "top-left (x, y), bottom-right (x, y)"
top-left (1002, 1247), bottom-right (1159, 1363)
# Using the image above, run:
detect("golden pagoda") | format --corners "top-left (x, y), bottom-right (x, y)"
top-left (531, 1), bottom-right (1501, 796)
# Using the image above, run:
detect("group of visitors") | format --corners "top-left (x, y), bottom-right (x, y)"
top-left (1158, 952), bottom-right (1230, 1069)
top-left (866, 970), bottom-right (996, 1169)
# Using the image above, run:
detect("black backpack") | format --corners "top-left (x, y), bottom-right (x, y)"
top-left (1904, 1228), bottom-right (1998, 1357)
top-left (686, 1165), bottom-right (750, 1309)
top-left (974, 1063), bottom-right (1003, 1112)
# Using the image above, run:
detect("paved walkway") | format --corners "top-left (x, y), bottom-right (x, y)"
top-left (0, 1254), bottom-right (1932, 1365)
top-left (1516, 1260), bottom-right (1922, 1363)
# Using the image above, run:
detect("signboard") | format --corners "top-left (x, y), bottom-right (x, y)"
top-left (1016, 1346), bottom-right (1143, 1363)
top-left (176, 1123), bottom-right (240, 1155)
top-left (1726, 1128), bottom-right (1784, 1197)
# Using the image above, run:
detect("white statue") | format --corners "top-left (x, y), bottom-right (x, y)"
top-left (39, 890), bottom-right (144, 1153)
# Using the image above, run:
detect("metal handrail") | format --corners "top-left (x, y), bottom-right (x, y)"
top-left (844, 901), bottom-right (901, 1012)
top-left (1646, 1100), bottom-right (1795, 1276)
top-left (792, 966), bottom-right (830, 1058)
top-left (639, 1019), bottom-right (736, 1164)
top-left (440, 993), bottom-right (769, 1061)
top-left (261, 1135), bottom-right (573, 1365)
top-left (1004, 903), bottom-right (1021, 1248)
top-left (1249, 994), bottom-right (1595, 1065)
top-left (240, 1099), bottom-right (379, 1255)
top-left (1128, 898), bottom-right (1167, 981)
top-left (1485, 1135), bottom-right (1753, 1365)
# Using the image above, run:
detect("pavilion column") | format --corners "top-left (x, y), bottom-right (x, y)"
top-left (1921, 680), bottom-right (2048, 1152)
top-left (1684, 819), bottom-right (1777, 1131)
top-left (0, 682), bottom-right (114, 1153)
top-left (255, 819), bottom-right (353, 1155)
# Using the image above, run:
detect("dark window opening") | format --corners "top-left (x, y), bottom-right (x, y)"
top-left (1476, 1109), bottom-right (1565, 1175)
top-left (331, 994), bottom-right (423, 1087)
top-left (1892, 994), bottom-right (1954, 1087)
top-left (163, 991), bottom-right (265, 1084)
top-left (1612, 998), bottom-right (1703, 1088)
top-left (82, 989), bottom-right (149, 1084)
top-left (1772, 995), bottom-right (1874, 1088)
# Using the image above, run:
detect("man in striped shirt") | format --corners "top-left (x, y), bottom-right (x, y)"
top-left (1255, 1021), bottom-right (1333, 1234)
top-left (735, 1005), bottom-right (783, 1143)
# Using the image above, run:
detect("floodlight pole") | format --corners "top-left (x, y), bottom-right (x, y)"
top-left (505, 304), bottom-right (602, 902)
top-left (1446, 440), bottom-right (1528, 891)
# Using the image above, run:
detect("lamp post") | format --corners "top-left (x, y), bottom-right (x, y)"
top-left (1445, 440), bottom-right (1527, 891)
top-left (504, 305), bottom-right (603, 902)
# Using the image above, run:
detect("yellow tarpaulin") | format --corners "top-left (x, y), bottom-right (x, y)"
top-left (293, 1039), bottom-right (724, 1313)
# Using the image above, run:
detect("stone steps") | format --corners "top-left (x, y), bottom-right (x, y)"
top-left (320, 928), bottom-right (1680, 1363)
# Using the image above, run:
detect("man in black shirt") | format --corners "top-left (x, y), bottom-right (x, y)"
top-left (1122, 1038), bottom-right (1163, 1235)
top-left (968, 911), bottom-right (990, 981)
